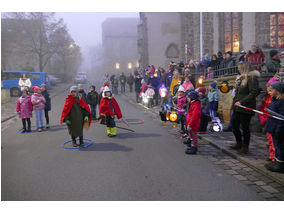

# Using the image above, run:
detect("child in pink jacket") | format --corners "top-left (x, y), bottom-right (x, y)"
top-left (31, 86), bottom-right (46, 132)
top-left (16, 89), bottom-right (33, 133)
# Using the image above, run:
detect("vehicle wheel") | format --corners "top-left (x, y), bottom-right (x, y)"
top-left (10, 88), bottom-right (21, 97)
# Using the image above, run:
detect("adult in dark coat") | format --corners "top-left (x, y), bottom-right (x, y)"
top-left (78, 84), bottom-right (87, 103)
top-left (230, 62), bottom-right (260, 154)
top-left (119, 72), bottom-right (127, 93)
top-left (267, 50), bottom-right (281, 74)
top-left (134, 74), bottom-right (143, 103)
top-left (127, 73), bottom-right (134, 93)
top-left (87, 85), bottom-right (99, 120)
top-left (147, 73), bottom-right (160, 105)
top-left (40, 84), bottom-right (51, 128)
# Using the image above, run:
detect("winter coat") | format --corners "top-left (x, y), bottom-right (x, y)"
top-left (225, 56), bottom-right (236, 69)
top-left (99, 96), bottom-right (122, 119)
top-left (18, 78), bottom-right (31, 89)
top-left (119, 74), bottom-right (127, 85)
top-left (147, 76), bottom-right (160, 91)
top-left (61, 95), bottom-right (91, 138)
top-left (16, 96), bottom-right (33, 119)
top-left (177, 95), bottom-right (187, 114)
top-left (245, 50), bottom-right (265, 70)
top-left (134, 76), bottom-right (143, 93)
top-left (267, 58), bottom-right (281, 74)
top-left (258, 93), bottom-right (272, 126)
top-left (182, 81), bottom-right (194, 91)
top-left (209, 59), bottom-right (220, 70)
top-left (166, 73), bottom-right (173, 88)
top-left (41, 90), bottom-right (51, 111)
top-left (78, 90), bottom-right (87, 103)
top-left (232, 70), bottom-right (260, 115)
top-left (170, 77), bottom-right (182, 95)
top-left (87, 90), bottom-right (99, 106)
top-left (31, 93), bottom-right (46, 110)
top-left (208, 89), bottom-right (219, 102)
top-left (127, 75), bottom-right (134, 85)
top-left (186, 100), bottom-right (201, 131)
top-left (145, 88), bottom-right (155, 98)
top-left (265, 98), bottom-right (284, 136)
top-left (200, 95), bottom-right (209, 115)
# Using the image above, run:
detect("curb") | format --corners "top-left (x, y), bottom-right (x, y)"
top-left (122, 93), bottom-right (284, 186)
top-left (1, 85), bottom-right (70, 124)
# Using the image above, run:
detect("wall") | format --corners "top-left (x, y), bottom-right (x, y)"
top-left (242, 12), bottom-right (256, 50)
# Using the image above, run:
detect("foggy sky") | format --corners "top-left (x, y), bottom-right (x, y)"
top-left (56, 12), bottom-right (139, 49)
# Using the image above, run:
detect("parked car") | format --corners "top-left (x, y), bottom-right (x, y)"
top-left (48, 74), bottom-right (61, 85)
top-left (2, 70), bottom-right (50, 97)
top-left (74, 75), bottom-right (86, 84)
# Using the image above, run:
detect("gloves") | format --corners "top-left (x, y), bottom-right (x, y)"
top-left (84, 116), bottom-right (89, 122)
top-left (66, 120), bottom-right (71, 125)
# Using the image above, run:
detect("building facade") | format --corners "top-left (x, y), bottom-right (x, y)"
top-left (138, 12), bottom-right (284, 69)
top-left (102, 18), bottom-right (139, 75)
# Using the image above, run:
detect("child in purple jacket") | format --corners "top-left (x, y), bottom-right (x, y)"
top-left (31, 86), bottom-right (46, 132)
top-left (16, 89), bottom-right (33, 133)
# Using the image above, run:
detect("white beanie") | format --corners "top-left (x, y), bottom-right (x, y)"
top-left (103, 86), bottom-right (110, 93)
top-left (178, 85), bottom-right (185, 92)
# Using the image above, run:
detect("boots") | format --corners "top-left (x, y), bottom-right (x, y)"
top-left (79, 137), bottom-right (85, 147)
top-left (265, 161), bottom-right (284, 173)
top-left (110, 127), bottom-right (117, 137)
top-left (72, 138), bottom-right (77, 147)
top-left (183, 138), bottom-right (192, 147)
top-left (229, 143), bottom-right (242, 150)
top-left (238, 145), bottom-right (249, 154)
top-left (107, 127), bottom-right (112, 137)
top-left (185, 146), bottom-right (197, 155)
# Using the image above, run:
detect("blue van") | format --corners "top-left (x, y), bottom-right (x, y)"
top-left (2, 71), bottom-right (50, 97)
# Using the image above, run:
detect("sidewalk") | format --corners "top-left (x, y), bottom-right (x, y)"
top-left (123, 91), bottom-right (284, 185)
top-left (1, 83), bottom-right (71, 123)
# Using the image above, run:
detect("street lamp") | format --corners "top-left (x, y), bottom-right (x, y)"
top-left (115, 63), bottom-right (120, 69)
top-left (128, 63), bottom-right (132, 69)
top-left (69, 44), bottom-right (74, 49)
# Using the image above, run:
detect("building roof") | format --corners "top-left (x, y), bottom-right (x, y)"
top-left (102, 18), bottom-right (139, 37)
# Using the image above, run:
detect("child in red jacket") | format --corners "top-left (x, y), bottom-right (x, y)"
top-left (185, 90), bottom-right (201, 155)
top-left (99, 86), bottom-right (122, 137)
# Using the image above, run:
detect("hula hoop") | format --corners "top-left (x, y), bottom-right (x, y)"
top-left (123, 118), bottom-right (144, 125)
top-left (62, 138), bottom-right (94, 150)
top-left (17, 128), bottom-right (37, 134)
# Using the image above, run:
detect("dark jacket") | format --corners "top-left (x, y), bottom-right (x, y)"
top-left (267, 58), bottom-right (281, 74)
top-left (134, 76), bottom-right (142, 93)
top-left (41, 90), bottom-right (51, 111)
top-left (232, 70), bottom-right (260, 115)
top-left (78, 90), bottom-right (87, 103)
top-left (127, 75), bottom-right (134, 85)
top-left (147, 76), bottom-right (160, 91)
top-left (119, 74), bottom-right (127, 85)
top-left (265, 98), bottom-right (284, 136)
top-left (200, 95), bottom-right (209, 115)
top-left (209, 59), bottom-right (220, 70)
top-left (87, 90), bottom-right (99, 106)
top-left (225, 56), bottom-right (236, 69)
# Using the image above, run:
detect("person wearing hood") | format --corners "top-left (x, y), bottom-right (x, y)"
top-left (185, 90), bottom-right (201, 155)
top-left (245, 43), bottom-right (265, 71)
top-left (16, 88), bottom-right (33, 133)
top-left (78, 84), bottom-right (87, 103)
top-left (264, 82), bottom-right (284, 173)
top-left (230, 62), bottom-right (260, 154)
top-left (40, 84), bottom-right (51, 129)
top-left (267, 50), bottom-right (281, 74)
top-left (98, 86), bottom-right (122, 137)
top-left (87, 85), bottom-right (99, 120)
top-left (61, 86), bottom-right (91, 147)
top-left (31, 86), bottom-right (46, 132)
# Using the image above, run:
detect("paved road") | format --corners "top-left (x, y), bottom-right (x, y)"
top-left (1, 87), bottom-right (264, 200)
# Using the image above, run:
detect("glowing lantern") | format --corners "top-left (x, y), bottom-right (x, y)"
top-left (169, 111), bottom-right (178, 122)
top-left (154, 72), bottom-right (158, 78)
top-left (166, 112), bottom-right (171, 121)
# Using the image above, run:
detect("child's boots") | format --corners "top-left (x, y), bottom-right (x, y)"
top-left (185, 146), bottom-right (197, 155)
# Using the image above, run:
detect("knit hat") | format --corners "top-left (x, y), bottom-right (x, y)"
top-left (270, 50), bottom-right (278, 58)
top-left (178, 85), bottom-right (185, 93)
top-left (187, 90), bottom-right (199, 100)
top-left (40, 83), bottom-right (46, 87)
top-left (32, 86), bottom-right (40, 93)
top-left (90, 85), bottom-right (96, 90)
top-left (197, 87), bottom-right (206, 95)
top-left (210, 81), bottom-right (217, 89)
top-left (270, 82), bottom-right (284, 94)
top-left (70, 86), bottom-right (78, 93)
top-left (266, 77), bottom-right (279, 87)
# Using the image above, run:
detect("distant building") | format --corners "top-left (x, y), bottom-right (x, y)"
top-left (138, 12), bottom-right (284, 69)
top-left (102, 18), bottom-right (139, 75)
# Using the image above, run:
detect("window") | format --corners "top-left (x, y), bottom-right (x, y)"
top-left (128, 63), bottom-right (132, 69)
top-left (270, 13), bottom-right (284, 48)
top-left (30, 73), bottom-right (41, 80)
top-left (2, 72), bottom-right (22, 80)
top-left (115, 63), bottom-right (120, 69)
top-left (224, 12), bottom-right (240, 53)
top-left (166, 43), bottom-right (179, 58)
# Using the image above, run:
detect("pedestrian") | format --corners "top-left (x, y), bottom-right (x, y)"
top-left (207, 81), bottom-right (219, 118)
top-left (185, 90), bottom-right (201, 155)
top-left (230, 62), bottom-right (260, 154)
top-left (98, 86), bottom-right (122, 137)
top-left (113, 76), bottom-right (119, 95)
top-left (134, 73), bottom-right (143, 103)
top-left (209, 54), bottom-right (219, 70)
top-left (170, 70), bottom-right (182, 103)
top-left (245, 43), bottom-right (265, 71)
top-left (176, 85), bottom-right (187, 134)
top-left (147, 71), bottom-right (160, 106)
top-left (87, 85), bottom-right (99, 120)
top-left (31, 86), bottom-right (46, 132)
top-left (78, 84), bottom-right (87, 103)
top-left (60, 86), bottom-right (91, 147)
top-left (239, 50), bottom-right (247, 63)
top-left (197, 87), bottom-right (209, 134)
top-left (207, 67), bottom-right (214, 79)
top-left (267, 50), bottom-right (281, 75)
top-left (144, 84), bottom-right (155, 108)
top-left (18, 73), bottom-right (32, 94)
top-left (182, 76), bottom-right (194, 93)
top-left (40, 84), bottom-right (51, 129)
top-left (16, 88), bottom-right (33, 133)
top-left (119, 72), bottom-right (127, 93)
top-left (224, 51), bottom-right (236, 69)
top-left (127, 72), bottom-right (134, 93)
top-left (259, 77), bottom-right (279, 162)
top-left (264, 82), bottom-right (284, 173)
